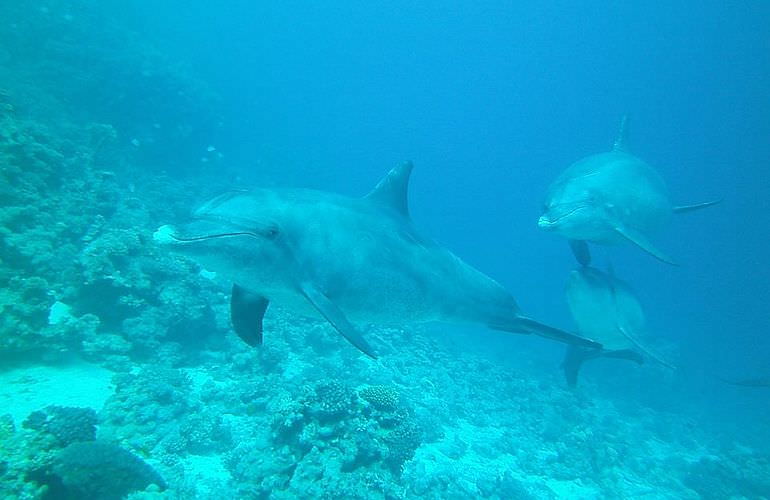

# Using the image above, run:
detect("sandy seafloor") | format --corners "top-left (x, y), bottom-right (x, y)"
top-left (1, 2), bottom-right (769, 499)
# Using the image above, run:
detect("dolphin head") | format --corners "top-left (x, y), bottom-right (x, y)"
top-left (154, 190), bottom-right (295, 286)
top-left (538, 182), bottom-right (605, 240)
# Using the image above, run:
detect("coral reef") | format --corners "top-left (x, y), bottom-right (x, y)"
top-left (0, 2), bottom-right (767, 499)
top-left (0, 106), bottom-right (225, 363)
top-left (51, 441), bottom-right (166, 500)
top-left (684, 450), bottom-right (770, 499)
top-left (383, 420), bottom-right (422, 473)
top-left (100, 366), bottom-right (196, 453)
top-left (0, 404), bottom-right (165, 499)
top-left (0, 0), bottom-right (223, 171)
top-left (23, 405), bottom-right (97, 447)
top-left (359, 385), bottom-right (400, 411)
top-left (310, 379), bottom-right (355, 421)
top-left (0, 414), bottom-right (50, 499)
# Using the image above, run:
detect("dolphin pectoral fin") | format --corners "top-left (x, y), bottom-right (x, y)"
top-left (612, 224), bottom-right (678, 266)
top-left (230, 284), bottom-right (269, 347)
top-left (511, 316), bottom-right (602, 349)
top-left (561, 346), bottom-right (603, 387)
top-left (673, 200), bottom-right (722, 214)
top-left (569, 240), bottom-right (592, 266)
top-left (298, 282), bottom-right (377, 359)
top-left (617, 324), bottom-right (676, 369)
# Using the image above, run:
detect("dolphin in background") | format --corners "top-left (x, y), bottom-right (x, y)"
top-left (718, 376), bottom-right (770, 388)
top-left (155, 162), bottom-right (601, 358)
top-left (538, 116), bottom-right (719, 266)
top-left (562, 265), bottom-right (673, 387)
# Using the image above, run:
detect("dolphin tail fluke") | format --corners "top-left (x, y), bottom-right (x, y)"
top-left (569, 239), bottom-right (592, 266)
top-left (561, 346), bottom-right (643, 387)
top-left (562, 346), bottom-right (601, 387)
top-left (509, 316), bottom-right (603, 349)
top-left (673, 200), bottom-right (722, 214)
top-left (231, 284), bottom-right (269, 347)
top-left (299, 282), bottom-right (378, 359)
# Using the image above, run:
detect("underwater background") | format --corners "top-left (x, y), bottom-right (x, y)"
top-left (1, 1), bottom-right (768, 498)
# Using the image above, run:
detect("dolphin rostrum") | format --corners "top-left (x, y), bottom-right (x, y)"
top-left (538, 116), bottom-right (719, 266)
top-left (155, 162), bottom-right (601, 358)
top-left (561, 265), bottom-right (673, 387)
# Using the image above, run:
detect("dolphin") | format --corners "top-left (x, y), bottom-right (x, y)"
top-left (562, 265), bottom-right (673, 387)
top-left (154, 162), bottom-right (601, 358)
top-left (538, 117), bottom-right (719, 266)
top-left (718, 376), bottom-right (770, 388)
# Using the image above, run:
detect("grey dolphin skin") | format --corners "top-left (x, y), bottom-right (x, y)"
top-left (562, 265), bottom-right (672, 387)
top-left (538, 117), bottom-right (719, 266)
top-left (155, 162), bottom-right (601, 358)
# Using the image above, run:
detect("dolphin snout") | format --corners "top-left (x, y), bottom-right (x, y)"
top-left (537, 215), bottom-right (555, 230)
top-left (153, 225), bottom-right (181, 245)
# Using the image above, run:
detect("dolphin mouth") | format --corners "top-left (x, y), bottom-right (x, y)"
top-left (538, 204), bottom-right (587, 229)
top-left (153, 224), bottom-right (261, 245)
top-left (537, 215), bottom-right (557, 229)
top-left (169, 231), bottom-right (262, 242)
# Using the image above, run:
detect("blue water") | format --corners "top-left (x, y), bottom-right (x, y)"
top-left (1, 1), bottom-right (768, 498)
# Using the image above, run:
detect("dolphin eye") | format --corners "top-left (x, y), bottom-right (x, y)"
top-left (264, 226), bottom-right (280, 239)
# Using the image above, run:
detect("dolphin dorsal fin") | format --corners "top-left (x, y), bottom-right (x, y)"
top-left (365, 161), bottom-right (413, 217)
top-left (612, 115), bottom-right (629, 153)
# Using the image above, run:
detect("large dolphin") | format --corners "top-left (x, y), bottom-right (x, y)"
top-left (154, 162), bottom-right (601, 358)
top-left (538, 117), bottom-right (719, 266)
top-left (562, 265), bottom-right (673, 387)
